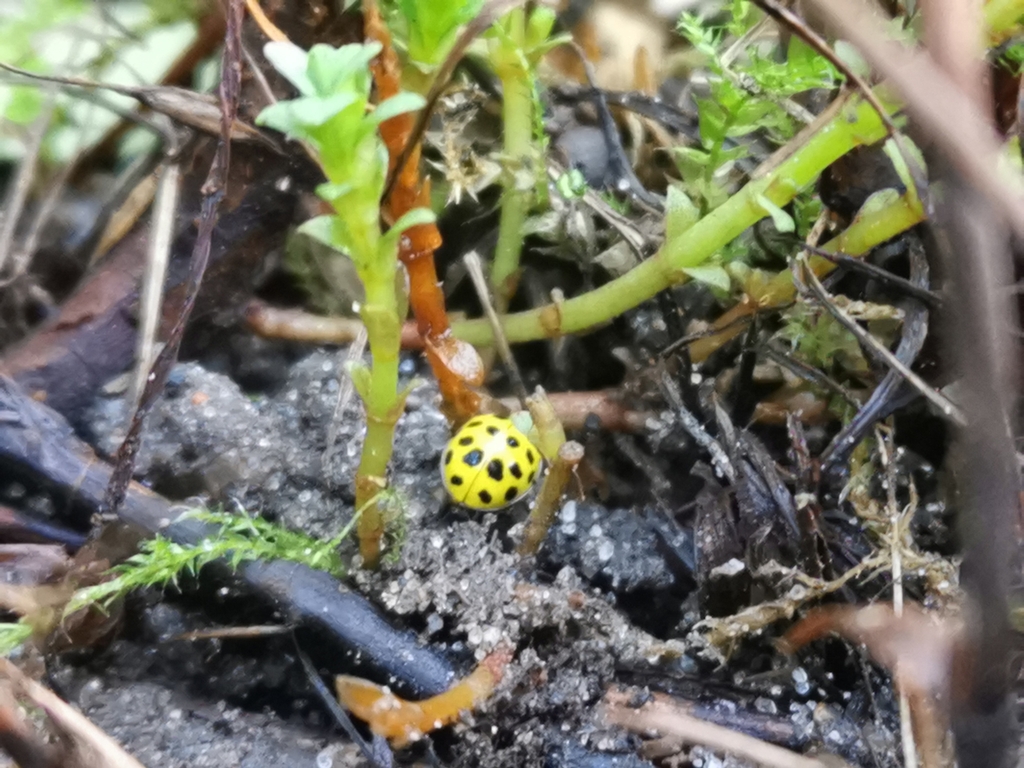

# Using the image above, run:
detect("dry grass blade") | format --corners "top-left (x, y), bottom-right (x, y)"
top-left (0, 96), bottom-right (55, 280)
top-left (800, 0), bottom-right (1024, 239)
top-left (464, 250), bottom-right (529, 403)
top-left (0, 62), bottom-right (277, 150)
top-left (602, 687), bottom-right (854, 768)
top-left (128, 158), bottom-right (180, 412)
top-left (0, 658), bottom-right (146, 768)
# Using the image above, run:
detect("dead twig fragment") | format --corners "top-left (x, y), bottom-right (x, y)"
top-left (793, 254), bottom-right (964, 425)
top-left (0, 62), bottom-right (277, 150)
top-left (0, 658), bottom-right (146, 768)
top-left (783, 604), bottom-right (958, 768)
top-left (602, 687), bottom-right (853, 768)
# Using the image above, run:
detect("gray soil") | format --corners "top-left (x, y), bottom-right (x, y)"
top-left (56, 349), bottom-right (894, 767)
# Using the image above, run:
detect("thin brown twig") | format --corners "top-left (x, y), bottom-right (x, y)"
top-left (799, 243), bottom-right (942, 308)
top-left (104, 0), bottom-right (246, 513)
top-left (793, 254), bottom-right (965, 425)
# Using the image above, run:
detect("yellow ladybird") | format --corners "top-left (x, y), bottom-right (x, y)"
top-left (441, 415), bottom-right (542, 510)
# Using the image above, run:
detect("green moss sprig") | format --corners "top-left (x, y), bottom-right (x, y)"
top-left (65, 508), bottom-right (350, 616)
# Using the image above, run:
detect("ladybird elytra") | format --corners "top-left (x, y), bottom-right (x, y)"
top-left (441, 414), bottom-right (542, 510)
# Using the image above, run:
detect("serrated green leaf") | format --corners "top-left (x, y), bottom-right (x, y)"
top-left (683, 265), bottom-right (731, 292)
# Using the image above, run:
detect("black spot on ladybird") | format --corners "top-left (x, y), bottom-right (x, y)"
top-left (504, 486), bottom-right (518, 502)
top-left (450, 475), bottom-right (463, 486)
top-left (458, 435), bottom-right (474, 446)
top-left (486, 425), bottom-right (499, 435)
top-left (463, 449), bottom-right (483, 467)
top-left (528, 470), bottom-right (536, 483)
top-left (487, 459), bottom-right (504, 481)
top-left (444, 450), bottom-right (453, 465)
top-left (478, 489), bottom-right (492, 504)
top-left (509, 463), bottom-right (522, 480)
top-left (526, 449), bottom-right (535, 464)
top-left (467, 419), bottom-right (482, 428)
top-left (507, 436), bottom-right (519, 448)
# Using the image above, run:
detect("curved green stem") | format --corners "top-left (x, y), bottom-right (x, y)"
top-left (453, 94), bottom-right (894, 347)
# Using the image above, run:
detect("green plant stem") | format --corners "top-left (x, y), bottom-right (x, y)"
top-left (453, 94), bottom-right (894, 347)
top-left (355, 265), bottom-right (402, 569)
top-left (492, 70), bottom-right (534, 313)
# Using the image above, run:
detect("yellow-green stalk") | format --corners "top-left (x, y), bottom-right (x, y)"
top-left (258, 41), bottom-right (433, 568)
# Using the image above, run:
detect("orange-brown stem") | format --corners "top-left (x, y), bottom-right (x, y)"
top-left (336, 647), bottom-right (513, 746)
top-left (364, 1), bottom-right (485, 421)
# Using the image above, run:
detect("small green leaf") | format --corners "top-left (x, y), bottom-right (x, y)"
top-left (371, 92), bottom-right (427, 125)
top-left (755, 194), bottom-right (795, 233)
top-left (682, 265), bottom-right (731, 292)
top-left (665, 185), bottom-right (700, 241)
top-left (297, 215), bottom-right (338, 250)
top-left (391, 207), bottom-right (436, 233)
top-left (307, 42), bottom-right (380, 96)
top-left (259, 92), bottom-right (360, 135)
top-left (316, 181), bottom-right (356, 202)
top-left (0, 622), bottom-right (32, 657)
top-left (345, 360), bottom-right (373, 402)
top-left (882, 136), bottom-right (926, 209)
top-left (263, 41), bottom-right (314, 95)
top-left (555, 169), bottom-right (588, 199)
top-left (854, 188), bottom-right (901, 219)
